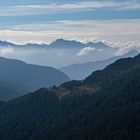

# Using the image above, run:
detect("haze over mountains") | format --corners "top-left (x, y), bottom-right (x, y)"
top-left (0, 53), bottom-right (140, 140)
top-left (60, 50), bottom-right (139, 80)
top-left (0, 0), bottom-right (139, 139)
top-left (0, 39), bottom-right (138, 101)
top-left (0, 39), bottom-right (139, 101)
top-left (0, 39), bottom-right (118, 67)
top-left (0, 50), bottom-right (138, 100)
top-left (0, 57), bottom-right (70, 100)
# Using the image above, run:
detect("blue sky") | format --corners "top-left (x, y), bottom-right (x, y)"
top-left (0, 0), bottom-right (140, 45)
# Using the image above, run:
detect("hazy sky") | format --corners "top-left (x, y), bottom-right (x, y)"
top-left (0, 0), bottom-right (140, 45)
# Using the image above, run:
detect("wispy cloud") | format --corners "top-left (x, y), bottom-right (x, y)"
top-left (0, 1), bottom-right (139, 16)
top-left (77, 47), bottom-right (95, 56)
top-left (114, 41), bottom-right (140, 55)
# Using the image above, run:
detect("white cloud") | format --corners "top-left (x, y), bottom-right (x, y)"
top-left (114, 41), bottom-right (140, 55)
top-left (77, 47), bottom-right (95, 56)
top-left (0, 1), bottom-right (139, 16)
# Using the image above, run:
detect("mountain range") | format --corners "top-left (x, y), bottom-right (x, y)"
top-left (0, 39), bottom-right (115, 51)
top-left (0, 39), bottom-right (119, 67)
top-left (0, 53), bottom-right (139, 139)
top-left (0, 50), bottom-right (138, 100)
top-left (0, 57), bottom-right (70, 100)
top-left (60, 50), bottom-right (139, 80)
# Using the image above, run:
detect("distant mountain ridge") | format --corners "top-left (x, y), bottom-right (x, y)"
top-left (49, 39), bottom-right (86, 49)
top-left (60, 50), bottom-right (139, 80)
top-left (0, 40), bottom-right (16, 47)
top-left (0, 39), bottom-right (113, 50)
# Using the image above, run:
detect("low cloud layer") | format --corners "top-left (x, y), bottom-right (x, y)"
top-left (0, 19), bottom-right (139, 45)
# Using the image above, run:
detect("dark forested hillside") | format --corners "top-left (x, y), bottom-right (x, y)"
top-left (0, 54), bottom-right (140, 140)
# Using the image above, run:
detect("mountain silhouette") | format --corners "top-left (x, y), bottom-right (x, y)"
top-left (0, 57), bottom-right (70, 100)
